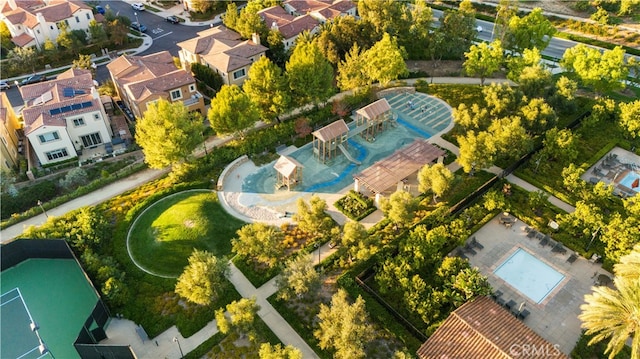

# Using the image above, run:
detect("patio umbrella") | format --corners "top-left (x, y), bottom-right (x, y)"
top-left (632, 177), bottom-right (639, 189)
top-left (597, 274), bottom-right (612, 286)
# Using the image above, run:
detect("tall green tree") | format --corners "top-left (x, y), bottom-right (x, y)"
top-left (493, 0), bottom-right (518, 43)
top-left (276, 255), bottom-right (320, 301)
top-left (505, 8), bottom-right (556, 54)
top-left (208, 84), bottom-right (260, 136)
top-left (0, 21), bottom-right (14, 56)
top-left (363, 33), bottom-right (408, 86)
top-left (452, 103), bottom-right (490, 132)
top-left (463, 40), bottom-right (504, 86)
top-left (336, 44), bottom-right (368, 91)
top-left (216, 297), bottom-right (260, 341)
top-left (340, 221), bottom-right (379, 264)
top-left (406, 0), bottom-right (433, 59)
top-left (88, 20), bottom-right (108, 47)
top-left (314, 289), bottom-right (374, 359)
top-left (619, 100), bottom-right (640, 138)
top-left (8, 46), bottom-right (37, 73)
top-left (560, 44), bottom-right (628, 94)
top-left (488, 116), bottom-right (532, 159)
top-left (286, 41), bottom-right (334, 107)
top-left (292, 196), bottom-right (334, 240)
top-left (519, 97), bottom-right (557, 134)
top-left (222, 2), bottom-right (238, 29)
top-left (233, 222), bottom-right (285, 269)
top-left (418, 163), bottom-right (454, 201)
top-left (314, 15), bottom-right (378, 65)
top-left (457, 131), bottom-right (496, 173)
top-left (380, 191), bottom-right (417, 229)
top-left (175, 250), bottom-right (229, 305)
top-left (243, 56), bottom-right (290, 122)
top-left (135, 99), bottom-right (204, 169)
top-left (437, 0), bottom-right (477, 60)
top-left (357, 0), bottom-right (408, 39)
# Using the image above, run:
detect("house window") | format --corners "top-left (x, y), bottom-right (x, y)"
top-left (50, 25), bottom-right (54, 30)
top-left (94, 114), bottom-right (100, 120)
top-left (76, 16), bottom-right (80, 23)
top-left (189, 84), bottom-right (195, 92)
top-left (72, 118), bottom-right (85, 127)
top-left (170, 89), bottom-right (182, 100)
top-left (86, 13), bottom-right (90, 20)
top-left (46, 148), bottom-right (69, 160)
top-left (80, 132), bottom-right (102, 148)
top-left (233, 68), bottom-right (246, 80)
top-left (38, 131), bottom-right (60, 143)
top-left (37, 29), bottom-right (40, 34)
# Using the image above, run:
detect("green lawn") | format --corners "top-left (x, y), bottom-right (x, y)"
top-left (128, 190), bottom-right (245, 277)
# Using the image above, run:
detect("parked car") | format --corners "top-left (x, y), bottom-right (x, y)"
top-left (0, 80), bottom-right (10, 90)
top-left (131, 2), bottom-right (145, 11)
top-left (20, 74), bottom-right (46, 86)
top-left (95, 5), bottom-right (105, 14)
top-left (130, 22), bottom-right (147, 33)
top-left (166, 15), bottom-right (180, 24)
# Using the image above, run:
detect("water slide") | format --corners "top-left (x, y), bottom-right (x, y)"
top-left (338, 144), bottom-right (361, 165)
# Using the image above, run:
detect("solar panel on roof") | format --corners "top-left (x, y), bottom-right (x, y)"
top-left (81, 101), bottom-right (92, 108)
top-left (63, 88), bottom-right (74, 97)
top-left (49, 108), bottom-right (61, 115)
top-left (72, 103), bottom-right (82, 110)
top-left (60, 106), bottom-right (72, 113)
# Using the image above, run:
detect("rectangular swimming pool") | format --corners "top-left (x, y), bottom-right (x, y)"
top-left (494, 248), bottom-right (565, 304)
top-left (619, 171), bottom-right (640, 192)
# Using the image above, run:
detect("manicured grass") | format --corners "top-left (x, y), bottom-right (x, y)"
top-left (128, 190), bottom-right (245, 277)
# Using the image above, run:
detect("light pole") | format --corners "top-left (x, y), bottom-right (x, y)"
top-left (172, 337), bottom-right (183, 359)
top-left (586, 227), bottom-right (600, 251)
top-left (37, 200), bottom-right (48, 218)
top-left (134, 12), bottom-right (139, 26)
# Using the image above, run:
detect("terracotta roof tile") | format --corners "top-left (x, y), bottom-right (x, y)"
top-left (277, 14), bottom-right (319, 39)
top-left (417, 296), bottom-right (569, 359)
top-left (11, 32), bottom-right (34, 47)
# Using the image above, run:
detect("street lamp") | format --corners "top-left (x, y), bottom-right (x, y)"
top-left (314, 243), bottom-right (320, 265)
top-left (586, 227), bottom-right (600, 251)
top-left (172, 337), bottom-right (184, 359)
top-left (134, 12), bottom-right (139, 26)
top-left (37, 200), bottom-right (48, 218)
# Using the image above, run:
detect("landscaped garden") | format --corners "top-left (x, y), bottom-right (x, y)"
top-left (127, 190), bottom-right (245, 277)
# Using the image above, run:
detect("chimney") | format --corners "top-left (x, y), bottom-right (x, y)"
top-left (251, 33), bottom-right (260, 45)
top-left (271, 21), bottom-right (278, 31)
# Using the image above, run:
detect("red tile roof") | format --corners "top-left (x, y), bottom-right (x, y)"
top-left (11, 32), bottom-right (34, 47)
top-left (417, 296), bottom-right (569, 359)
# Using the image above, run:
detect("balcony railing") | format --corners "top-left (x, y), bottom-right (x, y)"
top-left (182, 91), bottom-right (203, 107)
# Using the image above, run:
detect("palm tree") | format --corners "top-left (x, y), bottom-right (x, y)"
top-left (579, 245), bottom-right (640, 359)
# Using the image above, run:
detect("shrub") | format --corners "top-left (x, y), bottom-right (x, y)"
top-left (334, 191), bottom-right (376, 221)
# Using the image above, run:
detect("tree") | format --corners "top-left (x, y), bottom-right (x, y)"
top-left (56, 21), bottom-right (74, 52)
top-left (190, 0), bottom-right (213, 13)
top-left (105, 18), bottom-right (129, 46)
top-left (243, 56), bottom-right (290, 122)
top-left (208, 84), bottom-right (260, 136)
top-left (493, 0), bottom-right (518, 43)
top-left (336, 44), bottom-right (368, 91)
top-left (619, 100), bottom-right (640, 138)
top-left (437, 1), bottom-right (476, 60)
top-left (457, 131), bottom-right (496, 173)
top-left (463, 40), bottom-right (504, 86)
top-left (259, 343), bottom-right (302, 359)
top-left (72, 54), bottom-right (95, 76)
top-left (314, 15), bottom-right (378, 65)
top-left (560, 44), bottom-right (628, 94)
top-left (292, 196), bottom-right (333, 240)
top-left (0, 21), bottom-right (13, 56)
top-left (602, 212), bottom-right (640, 264)
top-left (519, 97), bottom-right (557, 134)
top-left (276, 255), bottom-right (320, 301)
top-left (380, 191), bottom-right (416, 229)
top-left (418, 163), bottom-right (454, 201)
top-left (286, 41), bottom-right (334, 107)
top-left (357, 0), bottom-right (408, 39)
top-left (175, 250), bottom-right (229, 305)
top-left (507, 47), bottom-right (542, 82)
top-left (266, 30), bottom-right (287, 67)
top-left (538, 127), bottom-right (579, 164)
top-left (579, 253), bottom-right (640, 359)
top-left (363, 33), bottom-right (408, 86)
top-left (504, 8), bottom-right (556, 54)
top-left (452, 103), bottom-right (490, 132)
top-left (406, 0), bottom-right (433, 59)
top-left (88, 20), bottom-right (107, 47)
top-left (135, 99), bottom-right (204, 169)
top-left (591, 6), bottom-right (611, 25)
top-left (314, 289), bottom-right (374, 359)
top-left (518, 64), bottom-right (552, 98)
top-left (216, 297), bottom-right (260, 341)
top-left (482, 82), bottom-right (521, 117)
top-left (233, 222), bottom-right (285, 268)
top-left (614, 244), bottom-right (640, 280)
top-left (488, 116), bottom-right (531, 159)
top-left (8, 46), bottom-right (37, 73)
top-left (222, 2), bottom-right (238, 30)
top-left (235, 1), bottom-right (269, 39)
top-left (340, 221), bottom-right (380, 263)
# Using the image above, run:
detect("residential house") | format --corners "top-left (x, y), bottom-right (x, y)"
top-left (282, 0), bottom-right (356, 23)
top-left (19, 68), bottom-right (113, 166)
top-left (106, 51), bottom-right (205, 119)
top-left (177, 26), bottom-right (268, 86)
top-left (257, 5), bottom-right (320, 50)
top-left (0, 92), bottom-right (23, 171)
top-left (0, 0), bottom-right (95, 50)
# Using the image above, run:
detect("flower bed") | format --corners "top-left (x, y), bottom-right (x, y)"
top-left (334, 190), bottom-right (376, 221)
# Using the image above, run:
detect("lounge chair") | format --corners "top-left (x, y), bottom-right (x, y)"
top-left (523, 226), bottom-right (532, 233)
top-left (527, 230), bottom-right (537, 239)
top-left (455, 248), bottom-right (468, 260)
top-left (552, 243), bottom-right (567, 254)
top-left (539, 236), bottom-right (549, 246)
top-left (470, 237), bottom-right (484, 250)
top-left (517, 309), bottom-right (530, 321)
top-left (463, 243), bottom-right (477, 255)
top-left (536, 232), bottom-right (545, 240)
top-left (567, 253), bottom-right (578, 263)
top-left (491, 290), bottom-right (503, 300)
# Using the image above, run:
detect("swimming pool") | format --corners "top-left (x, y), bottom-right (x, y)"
top-left (494, 248), bottom-right (565, 304)
top-left (619, 171), bottom-right (640, 192)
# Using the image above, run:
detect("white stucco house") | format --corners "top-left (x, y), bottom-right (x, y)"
top-left (0, 0), bottom-right (96, 50)
top-left (20, 68), bottom-right (112, 166)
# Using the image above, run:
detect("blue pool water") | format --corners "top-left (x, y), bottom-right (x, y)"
top-left (494, 248), bottom-right (565, 304)
top-left (619, 171), bottom-right (640, 192)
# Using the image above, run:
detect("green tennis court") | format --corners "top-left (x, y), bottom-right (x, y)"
top-left (0, 259), bottom-right (99, 359)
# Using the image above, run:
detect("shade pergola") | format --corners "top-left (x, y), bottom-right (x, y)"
top-left (354, 98), bottom-right (393, 141)
top-left (274, 155), bottom-right (304, 191)
top-left (312, 119), bottom-right (349, 163)
top-left (353, 139), bottom-right (444, 194)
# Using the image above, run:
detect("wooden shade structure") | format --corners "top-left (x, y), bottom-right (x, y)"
top-left (312, 119), bottom-right (349, 163)
top-left (274, 155), bottom-right (303, 191)
top-left (354, 98), bottom-right (394, 141)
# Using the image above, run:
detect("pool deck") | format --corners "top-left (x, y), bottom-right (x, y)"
top-left (462, 214), bottom-right (612, 355)
top-left (582, 146), bottom-right (640, 198)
